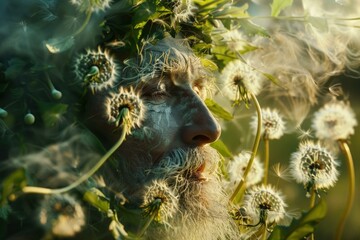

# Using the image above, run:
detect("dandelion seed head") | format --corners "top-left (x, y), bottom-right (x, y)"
top-left (38, 194), bottom-right (85, 237)
top-left (141, 179), bottom-right (179, 223)
top-left (244, 185), bottom-right (286, 224)
top-left (312, 101), bottom-right (357, 140)
top-left (290, 141), bottom-right (339, 193)
top-left (69, 0), bottom-right (112, 13)
top-left (227, 152), bottom-right (263, 188)
top-left (222, 29), bottom-right (248, 52)
top-left (251, 108), bottom-right (286, 139)
top-left (220, 60), bottom-right (263, 105)
top-left (105, 87), bottom-right (145, 135)
top-left (168, 0), bottom-right (196, 22)
top-left (74, 48), bottom-right (117, 92)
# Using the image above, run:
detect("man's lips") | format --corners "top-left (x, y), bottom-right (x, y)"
top-left (193, 163), bottom-right (207, 181)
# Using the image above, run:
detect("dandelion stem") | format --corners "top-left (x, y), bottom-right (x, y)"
top-left (74, 10), bottom-right (92, 36)
top-left (21, 109), bottom-right (130, 195)
top-left (230, 93), bottom-right (262, 203)
top-left (137, 209), bottom-right (158, 238)
top-left (309, 188), bottom-right (316, 240)
top-left (335, 140), bottom-right (356, 240)
top-left (263, 137), bottom-right (269, 185)
top-left (261, 222), bottom-right (268, 240)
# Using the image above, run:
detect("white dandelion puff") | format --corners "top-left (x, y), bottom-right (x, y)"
top-left (222, 29), bottom-right (249, 52)
top-left (244, 185), bottom-right (287, 225)
top-left (141, 179), bottom-right (179, 224)
top-left (312, 101), bottom-right (357, 140)
top-left (171, 0), bottom-right (196, 22)
top-left (220, 60), bottom-right (264, 106)
top-left (251, 108), bottom-right (286, 139)
top-left (227, 151), bottom-right (263, 189)
top-left (69, 0), bottom-right (112, 13)
top-left (38, 194), bottom-right (85, 237)
top-left (105, 87), bottom-right (145, 135)
top-left (74, 47), bottom-right (118, 93)
top-left (290, 141), bottom-right (339, 195)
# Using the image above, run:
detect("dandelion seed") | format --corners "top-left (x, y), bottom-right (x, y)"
top-left (166, 0), bottom-right (196, 22)
top-left (271, 163), bottom-right (291, 182)
top-left (38, 194), bottom-right (85, 237)
top-left (227, 152), bottom-right (263, 188)
top-left (69, 0), bottom-right (112, 13)
top-left (312, 101), bottom-right (357, 140)
top-left (220, 60), bottom-right (263, 106)
top-left (141, 179), bottom-right (179, 223)
top-left (290, 141), bottom-right (339, 195)
top-left (105, 87), bottom-right (145, 135)
top-left (244, 185), bottom-right (286, 225)
top-left (74, 47), bottom-right (117, 92)
top-left (251, 108), bottom-right (286, 139)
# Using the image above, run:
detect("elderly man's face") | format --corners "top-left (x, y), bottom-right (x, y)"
top-left (84, 41), bottom-right (239, 239)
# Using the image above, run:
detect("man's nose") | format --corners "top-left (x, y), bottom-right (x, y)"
top-left (181, 97), bottom-right (221, 147)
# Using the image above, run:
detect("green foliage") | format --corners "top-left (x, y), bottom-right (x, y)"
top-left (268, 199), bottom-right (327, 240)
top-left (210, 139), bottom-right (233, 158)
top-left (205, 98), bottom-right (233, 120)
top-left (271, 0), bottom-right (293, 17)
top-left (0, 169), bottom-right (26, 206)
top-left (83, 188), bottom-right (110, 213)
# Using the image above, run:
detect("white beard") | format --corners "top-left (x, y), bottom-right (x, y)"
top-left (143, 147), bottom-right (240, 240)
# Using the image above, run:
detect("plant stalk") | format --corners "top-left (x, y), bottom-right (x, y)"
top-left (230, 93), bottom-right (262, 203)
top-left (335, 140), bottom-right (356, 240)
top-left (21, 109), bottom-right (129, 195)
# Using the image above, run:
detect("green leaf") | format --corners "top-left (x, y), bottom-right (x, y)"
top-left (205, 98), bottom-right (233, 121)
top-left (268, 199), bottom-right (327, 240)
top-left (212, 4), bottom-right (249, 19)
top-left (132, 0), bottom-right (157, 26)
top-left (200, 58), bottom-right (218, 71)
top-left (238, 19), bottom-right (270, 38)
top-left (260, 71), bottom-right (282, 87)
top-left (271, 0), bottom-right (293, 17)
top-left (83, 188), bottom-right (110, 213)
top-left (210, 139), bottom-right (233, 158)
top-left (0, 169), bottom-right (27, 206)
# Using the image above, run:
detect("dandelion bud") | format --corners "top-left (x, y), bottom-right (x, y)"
top-left (24, 113), bottom-right (35, 125)
top-left (244, 185), bottom-right (286, 225)
top-left (75, 48), bottom-right (117, 93)
top-left (51, 89), bottom-right (63, 100)
top-left (312, 101), bottom-right (357, 140)
top-left (290, 141), bottom-right (339, 195)
top-left (251, 108), bottom-right (286, 139)
top-left (105, 87), bottom-right (145, 135)
top-left (0, 108), bottom-right (8, 118)
top-left (38, 194), bottom-right (85, 237)
top-left (141, 179), bottom-right (179, 223)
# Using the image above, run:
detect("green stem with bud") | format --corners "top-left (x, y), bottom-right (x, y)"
top-left (20, 109), bottom-right (130, 196)
top-left (230, 93), bottom-right (262, 203)
top-left (335, 140), bottom-right (356, 240)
